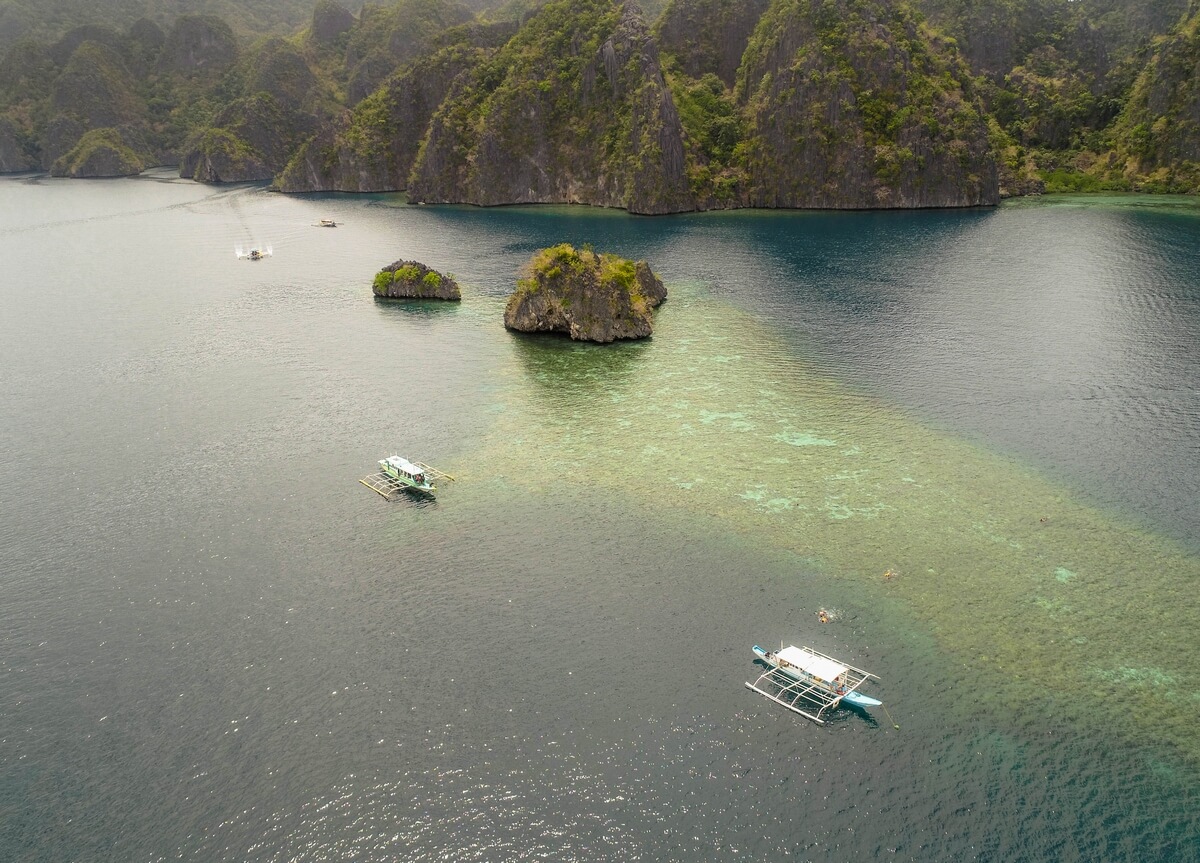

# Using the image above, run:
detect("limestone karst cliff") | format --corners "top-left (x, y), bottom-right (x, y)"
top-left (2, 0), bottom-right (1198, 202)
top-left (735, 0), bottom-right (998, 208)
top-left (276, 26), bottom-right (512, 192)
top-left (1099, 10), bottom-right (1200, 193)
top-left (504, 244), bottom-right (667, 343)
top-left (408, 0), bottom-right (693, 214)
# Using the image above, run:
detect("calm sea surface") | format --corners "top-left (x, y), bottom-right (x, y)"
top-left (2, 172), bottom-right (1198, 862)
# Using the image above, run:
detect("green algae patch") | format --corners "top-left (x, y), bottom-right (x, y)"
top-left (775, 431), bottom-right (837, 447)
top-left (462, 279), bottom-right (1200, 766)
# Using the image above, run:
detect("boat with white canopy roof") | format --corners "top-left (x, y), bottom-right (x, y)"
top-left (359, 456), bottom-right (455, 499)
top-left (746, 643), bottom-right (881, 724)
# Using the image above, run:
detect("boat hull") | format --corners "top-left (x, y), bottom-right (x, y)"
top-left (752, 644), bottom-right (881, 708)
top-left (388, 477), bottom-right (435, 494)
top-left (842, 690), bottom-right (882, 708)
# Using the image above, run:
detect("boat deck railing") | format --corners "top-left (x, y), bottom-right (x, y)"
top-left (745, 667), bottom-right (876, 725)
top-left (412, 462), bottom-right (455, 482)
top-left (360, 471), bottom-right (411, 500)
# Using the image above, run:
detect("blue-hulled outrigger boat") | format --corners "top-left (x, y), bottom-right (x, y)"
top-left (746, 643), bottom-right (882, 724)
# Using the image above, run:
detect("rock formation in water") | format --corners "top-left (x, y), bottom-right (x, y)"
top-left (373, 260), bottom-right (462, 300)
top-left (408, 0), bottom-right (693, 215)
top-left (504, 244), bottom-right (667, 342)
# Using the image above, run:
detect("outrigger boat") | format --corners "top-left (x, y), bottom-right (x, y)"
top-left (746, 643), bottom-right (881, 724)
top-left (314, 219), bottom-right (338, 227)
top-left (359, 456), bottom-right (455, 499)
top-left (236, 245), bottom-right (272, 260)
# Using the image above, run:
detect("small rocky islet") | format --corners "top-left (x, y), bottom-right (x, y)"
top-left (372, 260), bottom-right (461, 301)
top-left (504, 244), bottom-right (667, 343)
top-left (373, 244), bottom-right (665, 343)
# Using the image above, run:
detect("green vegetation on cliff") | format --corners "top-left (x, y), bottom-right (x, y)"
top-left (1099, 11), bottom-right (1200, 193)
top-left (50, 125), bottom-right (145, 176)
top-left (914, 0), bottom-right (1194, 193)
top-left (734, 0), bottom-right (996, 208)
top-left (408, 0), bottom-right (692, 214)
top-left (277, 32), bottom-right (496, 192)
top-left (3, 0), bottom-right (1200, 202)
top-left (0, 0), bottom-right (329, 54)
top-left (343, 0), bottom-right (474, 100)
top-left (662, 66), bottom-right (745, 202)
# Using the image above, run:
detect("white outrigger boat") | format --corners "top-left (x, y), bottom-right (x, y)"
top-left (235, 245), bottom-right (272, 260)
top-left (359, 456), bottom-right (454, 499)
top-left (746, 643), bottom-right (881, 724)
top-left (314, 219), bottom-right (338, 227)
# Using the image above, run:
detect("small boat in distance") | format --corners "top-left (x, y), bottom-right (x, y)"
top-left (235, 245), bottom-right (272, 260)
top-left (746, 643), bottom-right (881, 724)
top-left (315, 219), bottom-right (338, 227)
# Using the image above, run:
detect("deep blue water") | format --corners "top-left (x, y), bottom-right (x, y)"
top-left (1, 174), bottom-right (1198, 862)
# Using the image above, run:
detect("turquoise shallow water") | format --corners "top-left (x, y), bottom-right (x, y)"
top-left (1, 174), bottom-right (1198, 861)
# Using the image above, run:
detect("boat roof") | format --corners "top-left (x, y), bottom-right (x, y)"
top-left (777, 645), bottom-right (847, 681)
top-left (383, 456), bottom-right (422, 473)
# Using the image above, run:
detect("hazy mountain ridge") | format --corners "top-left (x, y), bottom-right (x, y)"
top-left (1, 0), bottom-right (1198, 201)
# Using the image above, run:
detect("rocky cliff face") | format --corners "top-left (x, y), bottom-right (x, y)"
top-left (41, 40), bottom-right (146, 168)
top-left (373, 260), bottom-right (462, 300)
top-left (736, 0), bottom-right (998, 208)
top-left (655, 0), bottom-right (769, 87)
top-left (243, 37), bottom-right (320, 111)
top-left (179, 37), bottom-right (326, 182)
top-left (311, 0), bottom-right (355, 46)
top-left (48, 24), bottom-right (125, 66)
top-left (158, 15), bottom-right (237, 76)
top-left (181, 91), bottom-right (318, 182)
top-left (343, 0), bottom-right (474, 102)
top-left (1102, 11), bottom-right (1200, 192)
top-left (50, 126), bottom-right (145, 177)
top-left (49, 41), bottom-right (142, 126)
top-left (0, 114), bottom-right (36, 171)
top-left (180, 128), bottom-right (269, 182)
top-left (0, 38), bottom-right (55, 101)
top-left (409, 0), bottom-right (692, 214)
top-left (504, 244), bottom-right (667, 343)
top-left (276, 43), bottom-right (487, 193)
top-left (125, 18), bottom-right (166, 77)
